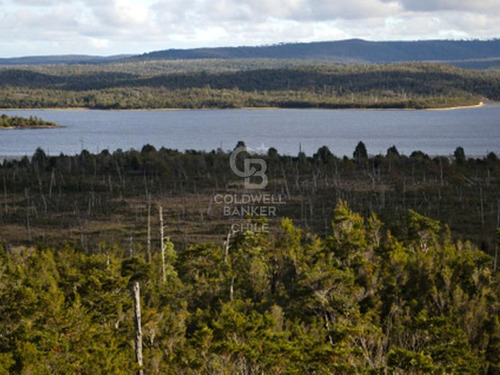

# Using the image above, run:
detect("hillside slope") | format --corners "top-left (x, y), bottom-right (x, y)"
top-left (136, 39), bottom-right (500, 64)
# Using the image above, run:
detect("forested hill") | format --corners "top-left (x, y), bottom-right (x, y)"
top-left (2, 39), bottom-right (500, 68)
top-left (0, 63), bottom-right (498, 109)
top-left (136, 39), bottom-right (500, 65)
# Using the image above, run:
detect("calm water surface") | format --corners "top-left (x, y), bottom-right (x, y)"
top-left (1, 105), bottom-right (499, 157)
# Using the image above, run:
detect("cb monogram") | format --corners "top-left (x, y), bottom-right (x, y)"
top-left (229, 147), bottom-right (268, 189)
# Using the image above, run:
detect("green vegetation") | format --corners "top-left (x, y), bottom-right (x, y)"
top-left (2, 39), bottom-right (500, 373)
top-left (0, 62), bottom-right (498, 109)
top-left (0, 58), bottom-right (338, 76)
top-left (0, 114), bottom-right (57, 129)
top-left (0, 201), bottom-right (498, 373)
top-left (1, 143), bottom-right (499, 254)
top-left (1, 144), bottom-right (499, 373)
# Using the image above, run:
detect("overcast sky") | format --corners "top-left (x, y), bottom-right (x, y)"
top-left (0, 0), bottom-right (499, 57)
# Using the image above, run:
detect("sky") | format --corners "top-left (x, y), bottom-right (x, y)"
top-left (0, 0), bottom-right (499, 57)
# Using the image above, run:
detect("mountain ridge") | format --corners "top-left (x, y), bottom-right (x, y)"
top-left (134, 39), bottom-right (500, 65)
top-left (1, 39), bottom-right (500, 68)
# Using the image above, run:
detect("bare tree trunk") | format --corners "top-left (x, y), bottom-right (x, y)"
top-left (480, 187), bottom-right (485, 227)
top-left (230, 276), bottom-right (235, 301)
top-left (108, 174), bottom-right (113, 193)
top-left (323, 310), bottom-right (334, 346)
top-left (494, 246), bottom-right (498, 272)
top-left (197, 193), bottom-right (205, 227)
top-left (143, 171), bottom-right (149, 197)
top-left (281, 165), bottom-right (291, 200)
top-left (439, 158), bottom-right (444, 187)
top-left (223, 231), bottom-right (231, 263)
top-left (49, 168), bottom-right (55, 199)
top-left (3, 171), bottom-right (7, 215)
top-left (294, 163), bottom-right (300, 191)
top-left (497, 199), bottom-right (500, 228)
top-left (147, 195), bottom-right (151, 263)
top-left (129, 235), bottom-right (134, 257)
top-left (133, 282), bottom-right (144, 375)
top-left (25, 188), bottom-right (32, 243)
top-left (114, 160), bottom-right (124, 198)
top-left (159, 205), bottom-right (166, 283)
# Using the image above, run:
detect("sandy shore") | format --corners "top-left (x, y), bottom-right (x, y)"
top-left (0, 101), bottom-right (490, 112)
top-left (426, 101), bottom-right (485, 111)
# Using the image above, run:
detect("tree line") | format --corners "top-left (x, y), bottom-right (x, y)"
top-left (0, 114), bottom-right (57, 128)
top-left (0, 63), bottom-right (498, 109)
top-left (1, 142), bottom-right (499, 254)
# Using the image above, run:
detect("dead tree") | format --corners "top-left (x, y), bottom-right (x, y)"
top-left (159, 205), bottom-right (166, 283)
top-left (223, 231), bottom-right (231, 263)
top-left (480, 187), bottom-right (485, 227)
top-left (147, 195), bottom-right (151, 263)
top-left (49, 169), bottom-right (55, 199)
top-left (3, 171), bottom-right (7, 216)
top-left (25, 188), bottom-right (32, 243)
top-left (132, 281), bottom-right (144, 375)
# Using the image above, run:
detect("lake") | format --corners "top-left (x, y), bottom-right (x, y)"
top-left (1, 105), bottom-right (499, 158)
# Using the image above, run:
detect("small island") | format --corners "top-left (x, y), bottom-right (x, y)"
top-left (0, 114), bottom-right (59, 129)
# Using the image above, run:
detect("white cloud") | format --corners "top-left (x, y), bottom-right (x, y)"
top-left (88, 37), bottom-right (110, 49)
top-left (0, 0), bottom-right (498, 57)
top-left (91, 0), bottom-right (150, 27)
top-left (395, 0), bottom-right (500, 13)
top-left (298, 0), bottom-right (402, 20)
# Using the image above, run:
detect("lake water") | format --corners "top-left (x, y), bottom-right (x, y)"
top-left (1, 105), bottom-right (499, 158)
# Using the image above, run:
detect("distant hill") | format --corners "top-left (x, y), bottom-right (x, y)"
top-left (0, 54), bottom-right (133, 66)
top-left (448, 58), bottom-right (500, 70)
top-left (1, 39), bottom-right (500, 69)
top-left (135, 39), bottom-right (500, 65)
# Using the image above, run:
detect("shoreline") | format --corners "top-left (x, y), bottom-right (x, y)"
top-left (0, 101), bottom-right (489, 112)
top-left (425, 101), bottom-right (485, 111)
top-left (0, 125), bottom-right (61, 130)
top-left (0, 121), bottom-right (62, 130)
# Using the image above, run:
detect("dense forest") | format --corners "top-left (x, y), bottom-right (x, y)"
top-left (0, 143), bottom-right (499, 373)
top-left (0, 114), bottom-right (57, 129)
top-left (0, 63), bottom-right (499, 109)
top-left (0, 202), bottom-right (498, 373)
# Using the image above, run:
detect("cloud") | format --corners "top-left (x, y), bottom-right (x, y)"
top-left (0, 0), bottom-right (498, 57)
top-left (90, 0), bottom-right (150, 27)
top-left (88, 37), bottom-right (111, 49)
top-left (185, 0), bottom-right (401, 22)
top-left (295, 0), bottom-right (402, 20)
top-left (395, 0), bottom-right (500, 13)
top-left (7, 0), bottom-right (58, 6)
